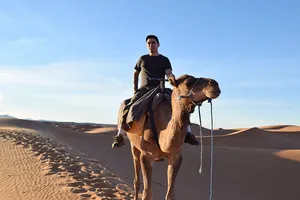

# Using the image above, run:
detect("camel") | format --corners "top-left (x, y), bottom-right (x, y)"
top-left (118, 74), bottom-right (221, 200)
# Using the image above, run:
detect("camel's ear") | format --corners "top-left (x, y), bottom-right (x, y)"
top-left (168, 74), bottom-right (177, 87)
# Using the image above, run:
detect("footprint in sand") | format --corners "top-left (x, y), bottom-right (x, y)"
top-left (0, 129), bottom-right (135, 199)
top-left (92, 182), bottom-right (110, 188)
top-left (70, 187), bottom-right (87, 193)
top-left (88, 187), bottom-right (97, 192)
top-left (80, 193), bottom-right (92, 198)
top-left (68, 181), bottom-right (85, 187)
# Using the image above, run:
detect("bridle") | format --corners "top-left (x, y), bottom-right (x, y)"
top-left (176, 77), bottom-right (211, 107)
top-left (177, 77), bottom-right (216, 200)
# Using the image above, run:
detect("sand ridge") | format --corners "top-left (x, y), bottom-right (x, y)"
top-left (0, 137), bottom-right (80, 200)
top-left (0, 127), bottom-right (134, 200)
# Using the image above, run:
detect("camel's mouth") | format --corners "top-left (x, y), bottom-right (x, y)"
top-left (200, 79), bottom-right (221, 100)
top-left (204, 90), bottom-right (221, 99)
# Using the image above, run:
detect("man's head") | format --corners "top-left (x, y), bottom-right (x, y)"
top-left (146, 35), bottom-right (160, 54)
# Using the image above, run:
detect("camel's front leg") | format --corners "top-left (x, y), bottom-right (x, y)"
top-left (131, 145), bottom-right (141, 200)
top-left (140, 153), bottom-right (153, 200)
top-left (166, 153), bottom-right (182, 200)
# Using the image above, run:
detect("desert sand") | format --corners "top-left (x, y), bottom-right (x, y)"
top-left (1, 118), bottom-right (300, 200)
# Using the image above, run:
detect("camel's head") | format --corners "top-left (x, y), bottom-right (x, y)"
top-left (169, 74), bottom-right (221, 112)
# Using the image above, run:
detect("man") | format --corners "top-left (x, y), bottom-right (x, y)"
top-left (112, 35), bottom-right (200, 148)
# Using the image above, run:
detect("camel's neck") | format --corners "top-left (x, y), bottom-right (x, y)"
top-left (170, 103), bottom-right (190, 130)
top-left (162, 99), bottom-right (190, 152)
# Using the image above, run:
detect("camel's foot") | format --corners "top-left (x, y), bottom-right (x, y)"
top-left (112, 134), bottom-right (125, 148)
top-left (184, 132), bottom-right (200, 146)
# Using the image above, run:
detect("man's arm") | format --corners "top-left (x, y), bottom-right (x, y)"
top-left (164, 57), bottom-right (174, 79)
top-left (164, 57), bottom-right (176, 86)
top-left (165, 68), bottom-right (174, 78)
top-left (133, 70), bottom-right (140, 92)
top-left (134, 57), bottom-right (142, 93)
top-left (165, 68), bottom-right (176, 86)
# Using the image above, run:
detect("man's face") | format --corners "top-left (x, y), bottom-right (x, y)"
top-left (146, 38), bottom-right (159, 53)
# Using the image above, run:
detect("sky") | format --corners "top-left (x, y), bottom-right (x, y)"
top-left (0, 0), bottom-right (299, 129)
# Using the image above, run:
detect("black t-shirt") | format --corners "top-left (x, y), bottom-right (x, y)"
top-left (134, 54), bottom-right (172, 88)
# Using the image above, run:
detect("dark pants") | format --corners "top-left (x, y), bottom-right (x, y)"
top-left (121, 87), bottom-right (152, 126)
top-left (120, 86), bottom-right (191, 129)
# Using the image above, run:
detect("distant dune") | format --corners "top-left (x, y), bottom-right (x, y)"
top-left (261, 125), bottom-right (300, 132)
top-left (0, 114), bottom-right (16, 119)
top-left (85, 127), bottom-right (118, 135)
top-left (210, 127), bottom-right (300, 149)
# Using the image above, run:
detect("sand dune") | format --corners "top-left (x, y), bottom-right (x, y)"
top-left (274, 150), bottom-right (300, 162)
top-left (1, 118), bottom-right (300, 200)
top-left (0, 139), bottom-right (81, 200)
top-left (42, 121), bottom-right (106, 132)
top-left (259, 124), bottom-right (290, 130)
top-left (262, 125), bottom-right (300, 132)
top-left (211, 127), bottom-right (300, 149)
top-left (0, 121), bottom-right (133, 200)
top-left (85, 127), bottom-right (118, 135)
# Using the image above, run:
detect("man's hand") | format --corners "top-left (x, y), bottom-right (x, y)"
top-left (168, 74), bottom-right (177, 87)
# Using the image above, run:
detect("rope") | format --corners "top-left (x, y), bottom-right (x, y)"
top-left (209, 99), bottom-right (214, 200)
top-left (198, 105), bottom-right (203, 174)
top-left (197, 99), bottom-right (214, 200)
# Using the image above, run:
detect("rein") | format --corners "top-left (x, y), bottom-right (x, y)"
top-left (176, 77), bottom-right (216, 200)
top-left (177, 78), bottom-right (202, 106)
top-left (197, 99), bottom-right (215, 200)
top-left (149, 75), bottom-right (217, 199)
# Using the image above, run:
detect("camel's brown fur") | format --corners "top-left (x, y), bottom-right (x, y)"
top-left (120, 74), bottom-right (221, 200)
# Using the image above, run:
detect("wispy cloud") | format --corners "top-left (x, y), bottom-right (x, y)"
top-left (29, 93), bottom-right (128, 108)
top-left (0, 61), bottom-right (129, 92)
top-left (0, 60), bottom-right (135, 123)
top-left (0, 61), bottom-right (134, 117)
top-left (8, 37), bottom-right (48, 46)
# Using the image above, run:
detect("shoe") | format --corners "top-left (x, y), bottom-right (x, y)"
top-left (112, 134), bottom-right (125, 148)
top-left (184, 132), bottom-right (200, 146)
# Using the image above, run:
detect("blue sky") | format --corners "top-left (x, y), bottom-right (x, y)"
top-left (0, 0), bottom-right (299, 128)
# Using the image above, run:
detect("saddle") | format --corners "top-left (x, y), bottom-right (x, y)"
top-left (118, 86), bottom-right (172, 147)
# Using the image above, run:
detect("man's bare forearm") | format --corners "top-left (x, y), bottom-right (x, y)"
top-left (165, 69), bottom-right (175, 78)
top-left (133, 70), bottom-right (140, 92)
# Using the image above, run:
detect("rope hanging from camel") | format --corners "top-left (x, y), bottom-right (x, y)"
top-left (197, 98), bottom-right (214, 200)
top-left (198, 103), bottom-right (204, 174)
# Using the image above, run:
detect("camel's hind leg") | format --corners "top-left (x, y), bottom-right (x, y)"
top-left (131, 145), bottom-right (141, 200)
top-left (165, 153), bottom-right (183, 200)
top-left (140, 153), bottom-right (153, 200)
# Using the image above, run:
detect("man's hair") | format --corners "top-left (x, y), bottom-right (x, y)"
top-left (146, 35), bottom-right (159, 44)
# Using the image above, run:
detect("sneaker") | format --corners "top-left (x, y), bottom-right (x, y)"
top-left (112, 134), bottom-right (125, 148)
top-left (184, 132), bottom-right (200, 146)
